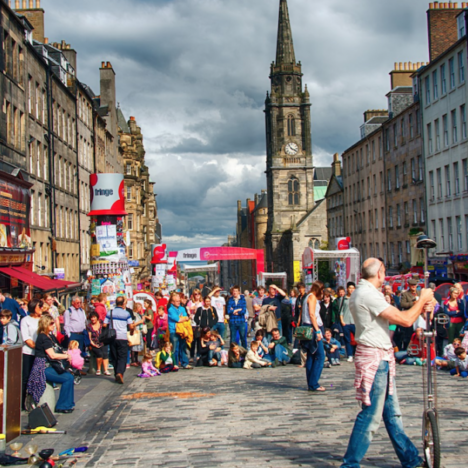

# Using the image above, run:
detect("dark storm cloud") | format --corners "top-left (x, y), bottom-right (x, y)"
top-left (43, 0), bottom-right (430, 250)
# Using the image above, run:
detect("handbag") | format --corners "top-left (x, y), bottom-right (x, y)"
top-left (99, 309), bottom-right (116, 345)
top-left (127, 330), bottom-right (141, 346)
top-left (47, 335), bottom-right (70, 374)
top-left (293, 326), bottom-right (314, 341)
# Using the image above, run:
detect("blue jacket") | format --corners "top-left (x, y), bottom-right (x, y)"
top-left (226, 295), bottom-right (247, 323)
top-left (443, 299), bottom-right (465, 320)
top-left (1, 297), bottom-right (22, 322)
top-left (323, 337), bottom-right (341, 353)
top-left (167, 305), bottom-right (188, 333)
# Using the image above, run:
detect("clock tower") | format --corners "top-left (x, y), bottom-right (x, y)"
top-left (264, 0), bottom-right (315, 274)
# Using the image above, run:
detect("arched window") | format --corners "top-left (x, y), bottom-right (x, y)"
top-left (287, 115), bottom-right (296, 136)
top-left (288, 176), bottom-right (300, 205)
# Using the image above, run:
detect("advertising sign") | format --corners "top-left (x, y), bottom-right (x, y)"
top-left (302, 247), bottom-right (314, 269)
top-left (133, 291), bottom-right (157, 312)
top-left (337, 237), bottom-right (351, 250)
top-left (88, 173), bottom-right (127, 216)
top-left (95, 224), bottom-right (118, 257)
top-left (151, 244), bottom-right (168, 264)
top-left (0, 177), bottom-right (31, 249)
top-left (293, 260), bottom-right (301, 283)
top-left (54, 268), bottom-right (65, 280)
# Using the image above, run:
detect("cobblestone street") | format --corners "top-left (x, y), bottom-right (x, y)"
top-left (17, 362), bottom-right (468, 467)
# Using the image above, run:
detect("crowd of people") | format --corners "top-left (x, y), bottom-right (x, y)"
top-left (0, 273), bottom-right (466, 415)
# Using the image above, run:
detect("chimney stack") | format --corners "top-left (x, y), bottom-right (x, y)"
top-left (332, 153), bottom-right (341, 177)
top-left (15, 0), bottom-right (45, 43)
top-left (428, 2), bottom-right (463, 60)
top-left (390, 61), bottom-right (428, 89)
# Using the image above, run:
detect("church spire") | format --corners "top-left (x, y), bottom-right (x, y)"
top-left (275, 0), bottom-right (296, 65)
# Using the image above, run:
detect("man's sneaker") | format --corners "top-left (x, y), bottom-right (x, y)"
top-left (108, 364), bottom-right (114, 369)
top-left (336, 360), bottom-right (341, 366)
top-left (347, 356), bottom-right (354, 363)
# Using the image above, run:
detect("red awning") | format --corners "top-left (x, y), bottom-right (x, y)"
top-left (0, 266), bottom-right (81, 292)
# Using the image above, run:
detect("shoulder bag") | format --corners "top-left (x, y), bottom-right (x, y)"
top-left (293, 299), bottom-right (314, 341)
top-left (46, 334), bottom-right (70, 374)
top-left (99, 308), bottom-right (117, 345)
top-left (127, 329), bottom-right (141, 346)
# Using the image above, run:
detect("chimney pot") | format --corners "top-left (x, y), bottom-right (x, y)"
top-left (429, 2), bottom-right (434, 7)
top-left (130, 116), bottom-right (136, 121)
top-left (29, 0), bottom-right (33, 8)
top-left (454, 2), bottom-right (459, 7)
top-left (37, 0), bottom-right (40, 7)
top-left (394, 62), bottom-right (398, 70)
top-left (101, 61), bottom-right (105, 68)
top-left (44, 37), bottom-right (48, 44)
top-left (15, 0), bottom-right (19, 8)
top-left (106, 62), bottom-right (111, 68)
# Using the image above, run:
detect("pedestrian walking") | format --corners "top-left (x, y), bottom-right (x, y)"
top-left (104, 296), bottom-right (134, 384)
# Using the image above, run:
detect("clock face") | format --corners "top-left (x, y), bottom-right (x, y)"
top-left (285, 142), bottom-right (299, 156)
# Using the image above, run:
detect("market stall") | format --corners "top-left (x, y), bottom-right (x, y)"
top-left (301, 247), bottom-right (360, 288)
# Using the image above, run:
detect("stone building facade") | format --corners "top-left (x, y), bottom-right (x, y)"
top-left (342, 123), bottom-right (387, 263)
top-left (264, 0), bottom-right (328, 281)
top-left (1, 0), bottom-right (148, 284)
top-left (120, 113), bottom-right (160, 286)
top-left (325, 154), bottom-right (344, 250)
top-left (382, 64), bottom-right (426, 272)
top-left (418, 6), bottom-right (468, 270)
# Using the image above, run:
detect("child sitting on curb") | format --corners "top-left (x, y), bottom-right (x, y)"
top-left (244, 341), bottom-right (271, 369)
top-left (139, 353), bottom-right (161, 378)
top-left (450, 346), bottom-right (468, 378)
top-left (210, 330), bottom-right (228, 366)
top-left (323, 328), bottom-right (341, 366)
top-left (0, 309), bottom-right (22, 345)
top-left (155, 342), bottom-right (179, 373)
top-left (435, 338), bottom-right (462, 370)
top-left (228, 342), bottom-right (247, 368)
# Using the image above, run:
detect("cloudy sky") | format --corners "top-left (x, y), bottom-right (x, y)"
top-left (44, 0), bottom-right (430, 252)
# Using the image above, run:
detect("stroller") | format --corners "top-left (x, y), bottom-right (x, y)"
top-left (68, 367), bottom-right (82, 385)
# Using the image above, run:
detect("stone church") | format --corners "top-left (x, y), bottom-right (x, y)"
top-left (264, 0), bottom-right (329, 280)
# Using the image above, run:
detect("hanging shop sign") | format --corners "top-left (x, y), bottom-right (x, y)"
top-left (0, 177), bottom-right (31, 250)
top-left (337, 237), bottom-right (351, 250)
top-left (88, 173), bottom-right (127, 216)
top-left (151, 244), bottom-right (168, 264)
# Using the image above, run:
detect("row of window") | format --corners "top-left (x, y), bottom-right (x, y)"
top-left (77, 93), bottom-right (93, 128)
top-left (54, 155), bottom-right (77, 195)
top-left (52, 99), bottom-right (76, 147)
top-left (429, 159), bottom-right (468, 200)
top-left (4, 31), bottom-right (24, 85)
top-left (80, 230), bottom-right (90, 265)
top-left (424, 51), bottom-right (465, 106)
top-left (328, 216), bottom-right (343, 238)
top-left (430, 216), bottom-right (468, 252)
top-left (426, 105), bottom-right (467, 154)
top-left (78, 136), bottom-right (93, 172)
top-left (355, 241), bottom-right (413, 267)
top-left (387, 157), bottom-right (423, 192)
top-left (343, 136), bottom-right (382, 177)
top-left (5, 101), bottom-right (25, 150)
top-left (79, 181), bottom-right (90, 213)
top-left (384, 110), bottom-right (421, 152)
top-left (346, 199), bottom-right (424, 234)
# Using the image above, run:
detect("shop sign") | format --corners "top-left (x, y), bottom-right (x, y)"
top-left (337, 237), bottom-right (351, 250)
top-left (88, 174), bottom-right (127, 216)
top-left (0, 254), bottom-right (26, 265)
top-left (0, 178), bottom-right (31, 250)
top-left (54, 268), bottom-right (65, 280)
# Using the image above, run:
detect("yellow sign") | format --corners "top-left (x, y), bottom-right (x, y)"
top-left (90, 244), bottom-right (100, 257)
top-left (293, 260), bottom-right (301, 283)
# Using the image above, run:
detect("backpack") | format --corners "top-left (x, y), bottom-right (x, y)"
top-left (5, 321), bottom-right (24, 346)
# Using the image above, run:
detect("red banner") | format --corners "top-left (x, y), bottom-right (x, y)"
top-left (0, 178), bottom-right (31, 250)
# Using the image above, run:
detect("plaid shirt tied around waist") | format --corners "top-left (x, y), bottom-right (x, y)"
top-left (354, 344), bottom-right (396, 407)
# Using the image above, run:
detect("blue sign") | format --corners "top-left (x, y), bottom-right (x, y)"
top-left (128, 260), bottom-right (140, 267)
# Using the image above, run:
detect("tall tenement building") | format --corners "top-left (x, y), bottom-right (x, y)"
top-left (264, 0), bottom-right (328, 281)
top-left (1, 0), bottom-right (158, 285)
top-left (119, 112), bottom-right (160, 286)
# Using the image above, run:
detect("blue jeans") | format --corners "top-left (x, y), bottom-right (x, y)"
top-left (450, 368), bottom-right (468, 377)
top-left (230, 322), bottom-right (247, 348)
top-left (341, 360), bottom-right (423, 468)
top-left (306, 338), bottom-right (325, 390)
top-left (343, 324), bottom-right (356, 357)
top-left (170, 332), bottom-right (189, 368)
top-left (212, 322), bottom-right (226, 340)
top-left (208, 350), bottom-right (222, 363)
top-left (45, 367), bottom-right (75, 411)
top-left (273, 344), bottom-right (290, 363)
top-left (394, 351), bottom-right (416, 366)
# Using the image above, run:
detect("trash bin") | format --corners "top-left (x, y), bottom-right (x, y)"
top-left (0, 345), bottom-right (22, 442)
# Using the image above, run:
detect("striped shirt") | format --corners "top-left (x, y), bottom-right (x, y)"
top-left (104, 307), bottom-right (133, 340)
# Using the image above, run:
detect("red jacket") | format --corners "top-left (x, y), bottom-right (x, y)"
top-left (408, 333), bottom-right (436, 360)
top-left (94, 303), bottom-right (107, 322)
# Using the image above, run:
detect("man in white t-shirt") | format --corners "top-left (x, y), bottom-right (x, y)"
top-left (341, 258), bottom-right (433, 468)
top-left (209, 286), bottom-right (226, 339)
